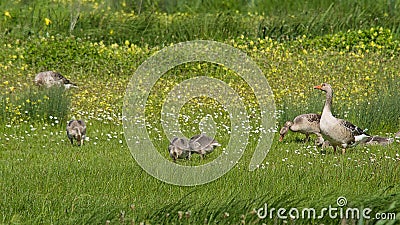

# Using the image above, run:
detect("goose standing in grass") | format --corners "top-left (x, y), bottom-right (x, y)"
top-left (189, 134), bottom-right (221, 159)
top-left (279, 113), bottom-right (324, 146)
top-left (34, 71), bottom-right (77, 88)
top-left (66, 119), bottom-right (86, 146)
top-left (168, 137), bottom-right (191, 162)
top-left (314, 83), bottom-right (370, 153)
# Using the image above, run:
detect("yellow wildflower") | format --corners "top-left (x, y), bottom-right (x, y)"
top-left (44, 18), bottom-right (52, 26)
top-left (4, 11), bottom-right (11, 18)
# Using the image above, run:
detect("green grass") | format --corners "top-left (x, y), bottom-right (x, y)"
top-left (1, 122), bottom-right (399, 224)
top-left (0, 86), bottom-right (71, 124)
top-left (1, 0), bottom-right (400, 224)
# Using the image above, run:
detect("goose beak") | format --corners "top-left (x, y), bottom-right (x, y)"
top-left (314, 85), bottom-right (322, 90)
top-left (279, 135), bottom-right (284, 142)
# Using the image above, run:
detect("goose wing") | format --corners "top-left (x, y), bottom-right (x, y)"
top-left (51, 71), bottom-right (77, 86)
top-left (189, 134), bottom-right (220, 151)
top-left (67, 120), bottom-right (74, 127)
top-left (50, 71), bottom-right (65, 80)
top-left (170, 137), bottom-right (190, 150)
top-left (77, 120), bottom-right (86, 126)
top-left (305, 114), bottom-right (321, 123)
top-left (340, 120), bottom-right (368, 136)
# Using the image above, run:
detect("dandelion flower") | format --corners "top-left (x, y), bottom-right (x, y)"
top-left (44, 18), bottom-right (52, 26)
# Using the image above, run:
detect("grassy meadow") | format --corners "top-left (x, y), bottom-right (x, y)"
top-left (1, 0), bottom-right (400, 224)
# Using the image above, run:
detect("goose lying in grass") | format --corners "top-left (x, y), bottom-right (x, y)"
top-left (279, 113), bottom-right (324, 146)
top-left (363, 135), bottom-right (394, 146)
top-left (34, 71), bottom-right (77, 88)
top-left (189, 134), bottom-right (221, 159)
top-left (314, 83), bottom-right (370, 154)
top-left (168, 137), bottom-right (191, 162)
top-left (66, 120), bottom-right (86, 146)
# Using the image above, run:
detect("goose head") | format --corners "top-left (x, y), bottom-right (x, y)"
top-left (313, 83), bottom-right (332, 92)
top-left (279, 121), bottom-right (293, 142)
top-left (168, 137), bottom-right (190, 161)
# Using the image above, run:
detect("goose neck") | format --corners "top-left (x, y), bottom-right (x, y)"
top-left (323, 89), bottom-right (333, 116)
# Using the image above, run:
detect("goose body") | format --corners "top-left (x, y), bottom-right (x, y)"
top-left (314, 83), bottom-right (370, 153)
top-left (34, 71), bottom-right (77, 88)
top-left (66, 119), bottom-right (86, 146)
top-left (168, 137), bottom-right (191, 162)
top-left (279, 113), bottom-right (324, 145)
top-left (396, 131), bottom-right (400, 139)
top-left (189, 134), bottom-right (221, 158)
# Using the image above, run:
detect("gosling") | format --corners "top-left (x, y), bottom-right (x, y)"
top-left (189, 134), bottom-right (221, 159)
top-left (279, 113), bottom-right (324, 146)
top-left (168, 137), bottom-right (191, 162)
top-left (66, 120), bottom-right (86, 146)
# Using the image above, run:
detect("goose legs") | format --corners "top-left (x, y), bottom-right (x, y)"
top-left (304, 134), bottom-right (310, 143)
top-left (332, 145), bottom-right (346, 154)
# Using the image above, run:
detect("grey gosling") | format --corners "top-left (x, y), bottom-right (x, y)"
top-left (279, 113), bottom-right (324, 146)
top-left (168, 137), bottom-right (191, 162)
top-left (189, 134), bottom-right (221, 159)
top-left (66, 120), bottom-right (86, 146)
top-left (363, 135), bottom-right (394, 146)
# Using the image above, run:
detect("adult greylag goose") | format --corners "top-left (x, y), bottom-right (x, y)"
top-left (314, 83), bottom-right (370, 153)
top-left (168, 137), bottom-right (191, 162)
top-left (189, 134), bottom-right (221, 159)
top-left (279, 113), bottom-right (324, 146)
top-left (34, 71), bottom-right (77, 88)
